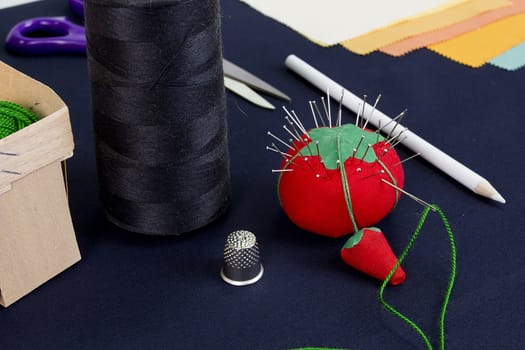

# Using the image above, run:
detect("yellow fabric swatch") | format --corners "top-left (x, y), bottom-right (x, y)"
top-left (340, 0), bottom-right (510, 55)
top-left (428, 11), bottom-right (525, 67)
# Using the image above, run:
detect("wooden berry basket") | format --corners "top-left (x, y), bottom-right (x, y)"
top-left (0, 61), bottom-right (80, 307)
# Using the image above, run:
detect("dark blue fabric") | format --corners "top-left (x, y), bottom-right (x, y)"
top-left (1, 0), bottom-right (524, 349)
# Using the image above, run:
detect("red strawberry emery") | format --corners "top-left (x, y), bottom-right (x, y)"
top-left (341, 227), bottom-right (406, 285)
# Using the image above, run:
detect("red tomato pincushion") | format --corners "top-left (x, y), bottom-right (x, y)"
top-left (277, 123), bottom-right (404, 238)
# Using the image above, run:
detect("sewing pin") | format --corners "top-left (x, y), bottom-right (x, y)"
top-left (326, 88), bottom-right (332, 128)
top-left (274, 143), bottom-right (302, 167)
top-left (284, 121), bottom-right (313, 156)
top-left (321, 96), bottom-right (331, 128)
top-left (386, 110), bottom-right (407, 140)
top-left (1, 169), bottom-right (21, 175)
top-left (288, 138), bottom-right (303, 155)
top-left (309, 101), bottom-right (319, 128)
top-left (312, 100), bottom-right (326, 127)
top-left (385, 127), bottom-right (407, 146)
top-left (393, 152), bottom-right (421, 167)
top-left (337, 89), bottom-right (345, 127)
top-left (302, 154), bottom-right (318, 175)
top-left (266, 145), bottom-right (292, 159)
top-left (284, 106), bottom-right (310, 137)
top-left (355, 101), bottom-right (362, 127)
top-left (284, 116), bottom-right (304, 142)
top-left (351, 135), bottom-right (365, 158)
top-left (0, 151), bottom-right (18, 156)
top-left (361, 169), bottom-right (386, 179)
top-left (291, 110), bottom-right (310, 138)
top-left (360, 144), bottom-right (372, 160)
top-left (314, 140), bottom-right (322, 158)
top-left (387, 135), bottom-right (407, 150)
top-left (381, 178), bottom-right (436, 211)
top-left (302, 138), bottom-right (314, 157)
top-left (376, 109), bottom-right (406, 135)
top-left (283, 125), bottom-right (301, 142)
top-left (362, 94), bottom-right (381, 130)
top-left (315, 141), bottom-right (330, 178)
top-left (271, 142), bottom-right (301, 168)
top-left (267, 131), bottom-right (294, 151)
top-left (282, 106), bottom-right (306, 135)
top-left (272, 169), bottom-right (293, 173)
top-left (376, 120), bottom-right (382, 143)
top-left (357, 95), bottom-right (367, 128)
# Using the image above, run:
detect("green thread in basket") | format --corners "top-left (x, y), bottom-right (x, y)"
top-left (0, 101), bottom-right (40, 139)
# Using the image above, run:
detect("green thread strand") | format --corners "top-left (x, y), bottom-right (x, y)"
top-left (436, 207), bottom-right (456, 350)
top-left (379, 205), bottom-right (456, 350)
top-left (0, 101), bottom-right (40, 139)
top-left (380, 206), bottom-right (433, 350)
top-left (336, 135), bottom-right (359, 233)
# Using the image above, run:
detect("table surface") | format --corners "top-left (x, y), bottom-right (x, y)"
top-left (1, 1), bottom-right (524, 349)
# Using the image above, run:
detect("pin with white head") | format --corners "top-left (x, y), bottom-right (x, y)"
top-left (311, 100), bottom-right (326, 127)
top-left (362, 94), bottom-right (381, 130)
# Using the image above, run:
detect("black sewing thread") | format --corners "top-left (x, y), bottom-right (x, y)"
top-left (85, 0), bottom-right (231, 235)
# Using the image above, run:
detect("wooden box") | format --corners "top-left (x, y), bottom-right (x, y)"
top-left (0, 61), bottom-right (80, 307)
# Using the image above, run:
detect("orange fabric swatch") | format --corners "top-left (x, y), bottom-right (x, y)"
top-left (381, 0), bottom-right (525, 56)
top-left (340, 0), bottom-right (509, 55)
top-left (428, 11), bottom-right (525, 67)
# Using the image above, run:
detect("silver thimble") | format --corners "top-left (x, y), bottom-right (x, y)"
top-left (220, 230), bottom-right (263, 286)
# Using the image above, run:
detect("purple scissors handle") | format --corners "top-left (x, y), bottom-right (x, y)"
top-left (5, 17), bottom-right (86, 55)
top-left (68, 0), bottom-right (84, 19)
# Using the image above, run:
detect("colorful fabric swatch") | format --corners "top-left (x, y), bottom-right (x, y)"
top-left (341, 0), bottom-right (509, 55)
top-left (428, 11), bottom-right (525, 67)
top-left (239, 0), bottom-right (470, 46)
top-left (490, 41), bottom-right (525, 70)
top-left (381, 0), bottom-right (525, 57)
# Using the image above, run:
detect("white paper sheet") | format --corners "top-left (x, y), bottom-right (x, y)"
top-left (0, 0), bottom-right (42, 10)
top-left (240, 0), bottom-right (466, 46)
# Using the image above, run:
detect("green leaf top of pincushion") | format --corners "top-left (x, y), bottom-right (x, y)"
top-left (303, 124), bottom-right (385, 170)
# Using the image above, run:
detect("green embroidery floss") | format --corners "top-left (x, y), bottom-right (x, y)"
top-left (0, 100), bottom-right (40, 139)
top-left (294, 205), bottom-right (456, 350)
top-left (379, 205), bottom-right (456, 350)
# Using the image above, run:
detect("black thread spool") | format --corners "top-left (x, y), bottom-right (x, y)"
top-left (84, 0), bottom-right (231, 235)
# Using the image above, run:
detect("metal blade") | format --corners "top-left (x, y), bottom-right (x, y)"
top-left (223, 59), bottom-right (291, 102)
top-left (224, 76), bottom-right (275, 110)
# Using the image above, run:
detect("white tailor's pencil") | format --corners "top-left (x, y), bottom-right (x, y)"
top-left (285, 54), bottom-right (505, 204)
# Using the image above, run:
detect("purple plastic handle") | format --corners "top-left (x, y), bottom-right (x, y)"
top-left (5, 17), bottom-right (86, 55)
top-left (68, 0), bottom-right (84, 19)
